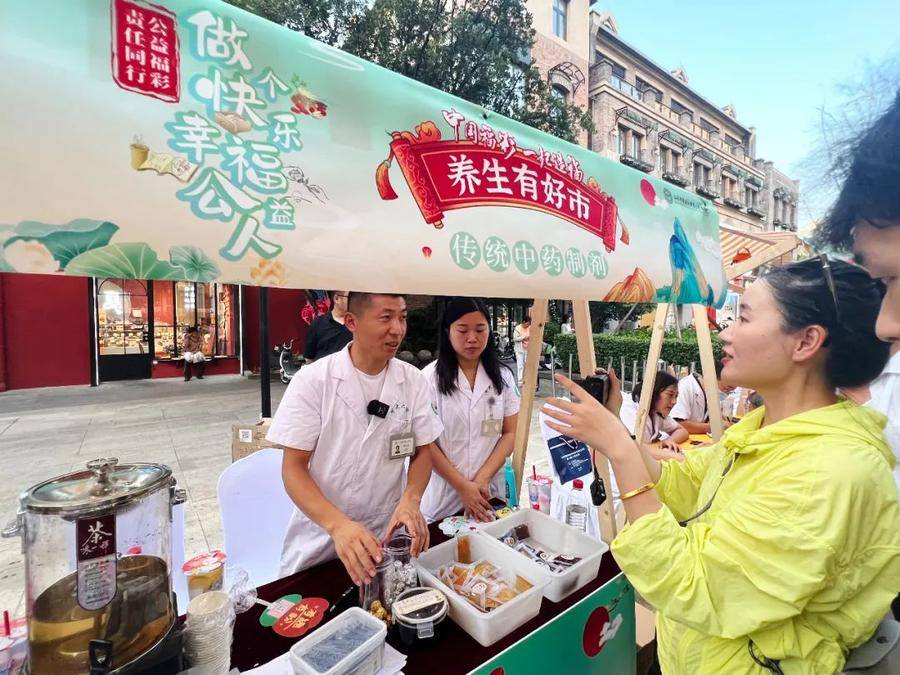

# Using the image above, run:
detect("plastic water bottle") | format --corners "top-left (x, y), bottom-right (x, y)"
top-left (565, 479), bottom-right (588, 532)
top-left (504, 457), bottom-right (519, 509)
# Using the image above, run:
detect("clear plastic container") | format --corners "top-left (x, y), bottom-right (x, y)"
top-left (289, 607), bottom-right (386, 675)
top-left (414, 534), bottom-right (547, 647)
top-left (478, 509), bottom-right (608, 603)
top-left (383, 532), bottom-right (412, 564)
top-left (359, 532), bottom-right (416, 619)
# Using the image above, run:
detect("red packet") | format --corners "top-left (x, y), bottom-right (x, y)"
top-left (273, 597), bottom-right (329, 638)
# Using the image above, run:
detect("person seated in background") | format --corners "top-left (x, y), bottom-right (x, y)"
top-left (182, 326), bottom-right (206, 381)
top-left (619, 371), bottom-right (689, 456)
top-left (670, 361), bottom-right (735, 434)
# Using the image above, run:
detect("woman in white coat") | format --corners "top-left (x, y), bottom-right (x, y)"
top-left (421, 298), bottom-right (520, 523)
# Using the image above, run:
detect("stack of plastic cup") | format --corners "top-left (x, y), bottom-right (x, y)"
top-left (184, 590), bottom-right (235, 674)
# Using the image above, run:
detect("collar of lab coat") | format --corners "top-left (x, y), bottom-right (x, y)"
top-left (882, 350), bottom-right (900, 376)
top-left (332, 343), bottom-right (407, 433)
top-left (455, 363), bottom-right (493, 405)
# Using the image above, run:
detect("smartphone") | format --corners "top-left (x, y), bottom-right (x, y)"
top-left (572, 373), bottom-right (610, 406)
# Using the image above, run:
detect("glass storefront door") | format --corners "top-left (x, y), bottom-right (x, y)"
top-left (95, 278), bottom-right (153, 381)
top-left (93, 278), bottom-right (239, 382)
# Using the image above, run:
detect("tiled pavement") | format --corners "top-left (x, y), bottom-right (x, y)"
top-left (0, 374), bottom-right (553, 618)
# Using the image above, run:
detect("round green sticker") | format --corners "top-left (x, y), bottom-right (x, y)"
top-left (483, 236), bottom-right (511, 272)
top-left (259, 593), bottom-right (303, 627)
top-left (565, 248), bottom-right (586, 278)
top-left (449, 232), bottom-right (481, 270)
top-left (587, 250), bottom-right (609, 279)
top-left (540, 244), bottom-right (564, 277)
top-left (512, 240), bottom-right (538, 275)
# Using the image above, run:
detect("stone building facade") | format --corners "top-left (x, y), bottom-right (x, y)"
top-left (526, 3), bottom-right (800, 234)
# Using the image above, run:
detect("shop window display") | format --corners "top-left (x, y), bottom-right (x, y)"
top-left (151, 281), bottom-right (237, 360)
top-left (97, 279), bottom-right (149, 356)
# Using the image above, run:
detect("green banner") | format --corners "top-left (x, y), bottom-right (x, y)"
top-left (472, 574), bottom-right (635, 675)
top-left (1, 0), bottom-right (725, 305)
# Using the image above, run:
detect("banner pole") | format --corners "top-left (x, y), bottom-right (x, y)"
top-left (260, 287), bottom-right (272, 419)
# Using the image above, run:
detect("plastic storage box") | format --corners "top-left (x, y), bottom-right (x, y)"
top-left (414, 533), bottom-right (548, 647)
top-left (289, 607), bottom-right (386, 675)
top-left (478, 509), bottom-right (608, 602)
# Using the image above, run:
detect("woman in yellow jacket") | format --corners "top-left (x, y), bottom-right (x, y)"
top-left (544, 258), bottom-right (900, 673)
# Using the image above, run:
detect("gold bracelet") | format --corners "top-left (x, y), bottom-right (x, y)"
top-left (620, 482), bottom-right (656, 500)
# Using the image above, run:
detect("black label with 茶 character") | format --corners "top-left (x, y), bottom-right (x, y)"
top-left (76, 514), bottom-right (117, 610)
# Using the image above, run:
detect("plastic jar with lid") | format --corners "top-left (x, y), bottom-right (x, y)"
top-left (391, 587), bottom-right (449, 650)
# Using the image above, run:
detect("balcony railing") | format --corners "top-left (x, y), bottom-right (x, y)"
top-left (620, 153), bottom-right (654, 173)
top-left (772, 219), bottom-right (797, 232)
top-left (747, 205), bottom-right (766, 218)
top-left (591, 69), bottom-right (764, 175)
top-left (696, 181), bottom-right (720, 200)
top-left (662, 170), bottom-right (689, 187)
top-left (609, 75), bottom-right (643, 103)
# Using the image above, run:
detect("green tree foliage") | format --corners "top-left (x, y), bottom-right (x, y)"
top-left (228, 0), bottom-right (593, 142)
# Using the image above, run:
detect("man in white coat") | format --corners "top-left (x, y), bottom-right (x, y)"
top-left (267, 293), bottom-right (442, 586)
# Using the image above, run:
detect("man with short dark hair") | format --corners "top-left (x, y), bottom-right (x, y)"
top-left (303, 290), bottom-right (352, 362)
top-left (815, 93), bottom-right (900, 344)
top-left (814, 94), bottom-right (900, 621)
top-left (267, 293), bottom-right (441, 585)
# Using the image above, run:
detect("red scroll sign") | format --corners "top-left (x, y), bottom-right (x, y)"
top-left (376, 123), bottom-right (624, 253)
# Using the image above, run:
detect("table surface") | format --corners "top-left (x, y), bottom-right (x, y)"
top-left (685, 433), bottom-right (714, 447)
top-left (231, 521), bottom-right (623, 674)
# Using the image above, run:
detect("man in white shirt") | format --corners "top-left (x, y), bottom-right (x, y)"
top-left (869, 346), bottom-right (900, 493)
top-left (845, 342), bottom-right (900, 493)
top-left (267, 293), bottom-right (442, 585)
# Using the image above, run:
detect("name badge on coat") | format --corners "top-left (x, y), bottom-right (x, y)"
top-left (389, 432), bottom-right (415, 459)
top-left (481, 395), bottom-right (502, 436)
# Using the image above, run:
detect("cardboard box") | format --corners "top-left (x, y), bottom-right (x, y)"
top-left (231, 418), bottom-right (279, 462)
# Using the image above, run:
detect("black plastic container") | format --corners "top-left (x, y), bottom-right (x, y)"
top-left (390, 587), bottom-right (449, 650)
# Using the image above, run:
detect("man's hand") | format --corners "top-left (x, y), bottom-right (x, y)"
top-left (460, 479), bottom-right (494, 522)
top-left (384, 494), bottom-right (430, 557)
top-left (329, 518), bottom-right (383, 586)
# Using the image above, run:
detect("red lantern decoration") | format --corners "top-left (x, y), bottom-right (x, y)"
top-left (732, 246), bottom-right (752, 264)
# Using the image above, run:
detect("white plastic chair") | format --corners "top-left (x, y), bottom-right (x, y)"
top-left (217, 448), bottom-right (295, 587)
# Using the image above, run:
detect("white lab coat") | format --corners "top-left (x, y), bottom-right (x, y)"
top-left (266, 345), bottom-right (443, 576)
top-left (670, 374), bottom-right (707, 423)
top-left (419, 362), bottom-right (520, 522)
top-left (867, 350), bottom-right (900, 493)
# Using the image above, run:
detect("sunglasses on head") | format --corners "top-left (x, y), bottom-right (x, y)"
top-left (817, 253), bottom-right (842, 325)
